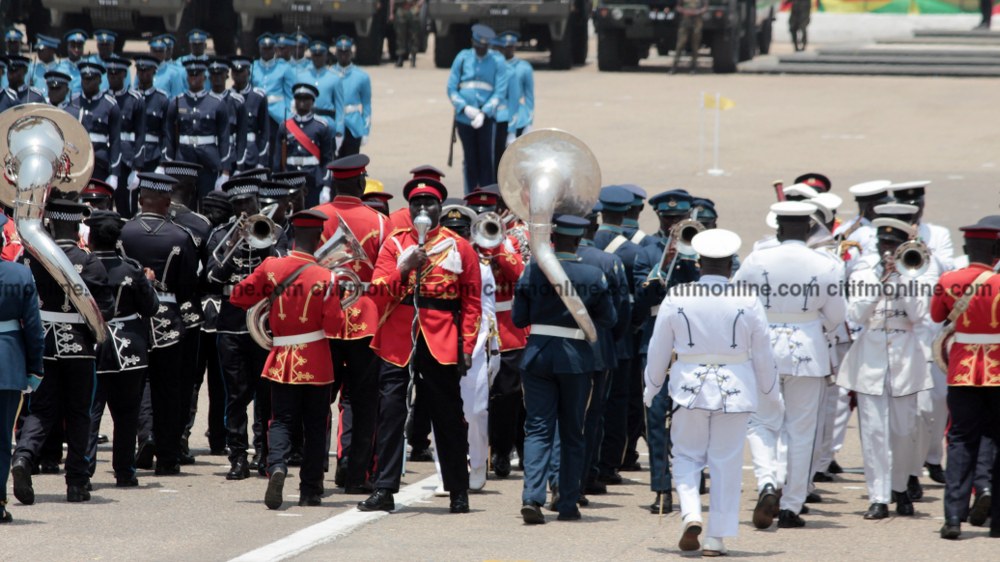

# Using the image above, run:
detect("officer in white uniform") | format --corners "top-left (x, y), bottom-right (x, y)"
top-left (837, 217), bottom-right (934, 519)
top-left (834, 180), bottom-right (894, 267)
top-left (733, 201), bottom-right (847, 529)
top-left (644, 229), bottom-right (778, 557)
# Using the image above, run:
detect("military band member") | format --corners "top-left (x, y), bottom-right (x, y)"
top-left (733, 201), bottom-right (847, 529)
top-left (644, 229), bottom-right (778, 556)
top-left (275, 83), bottom-right (335, 208)
top-left (62, 29), bottom-right (88, 94)
top-left (79, 178), bottom-right (115, 213)
top-left (834, 180), bottom-right (893, 265)
top-left (360, 177), bottom-right (482, 514)
top-left (146, 37), bottom-right (186, 98)
top-left (230, 209), bottom-right (344, 509)
top-left (296, 41), bottom-right (340, 131)
top-left (105, 56), bottom-right (146, 216)
top-left (207, 58), bottom-right (244, 177)
top-left (620, 184), bottom-right (651, 246)
top-left (207, 176), bottom-right (287, 479)
top-left (253, 33), bottom-right (297, 152)
top-left (387, 165), bottom-right (445, 231)
top-left (43, 70), bottom-right (72, 108)
top-left (165, 59), bottom-right (233, 198)
top-left (134, 55), bottom-right (170, 174)
top-left (447, 24), bottom-right (508, 193)
top-left (362, 191), bottom-right (392, 216)
top-left (11, 199), bottom-right (115, 505)
top-left (272, 171), bottom-right (308, 217)
top-left (931, 216), bottom-right (1000, 540)
top-left (0, 212), bottom-right (44, 524)
top-left (230, 55), bottom-right (270, 172)
top-left (85, 210), bottom-right (160, 487)
top-left (890, 181), bottom-right (954, 270)
top-left (333, 37), bottom-right (372, 158)
top-left (29, 34), bottom-right (71, 96)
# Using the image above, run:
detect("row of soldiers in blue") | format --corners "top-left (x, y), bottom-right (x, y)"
top-left (0, 28), bottom-right (372, 214)
top-left (447, 24), bottom-right (535, 194)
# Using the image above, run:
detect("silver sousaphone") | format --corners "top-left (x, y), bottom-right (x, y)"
top-left (0, 104), bottom-right (106, 342)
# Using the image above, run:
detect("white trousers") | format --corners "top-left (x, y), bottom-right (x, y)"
top-left (748, 375), bottom-right (823, 512)
top-left (915, 362), bottom-right (947, 468)
top-left (432, 348), bottom-right (490, 478)
top-left (809, 379), bottom-right (839, 491)
top-left (830, 386), bottom-right (853, 456)
top-left (672, 407), bottom-right (750, 539)
top-left (856, 390), bottom-right (918, 504)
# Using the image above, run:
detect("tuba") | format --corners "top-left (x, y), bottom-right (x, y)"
top-left (247, 215), bottom-right (371, 349)
top-left (0, 104), bottom-right (106, 343)
top-left (498, 129), bottom-right (602, 343)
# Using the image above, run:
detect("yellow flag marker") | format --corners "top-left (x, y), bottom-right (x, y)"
top-left (703, 93), bottom-right (735, 111)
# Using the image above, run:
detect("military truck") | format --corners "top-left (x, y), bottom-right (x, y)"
top-left (430, 0), bottom-right (590, 70)
top-left (593, 0), bottom-right (778, 73)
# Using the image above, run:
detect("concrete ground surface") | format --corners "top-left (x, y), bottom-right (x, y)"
top-left (4, 16), bottom-right (998, 560)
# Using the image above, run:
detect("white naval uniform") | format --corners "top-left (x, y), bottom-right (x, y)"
top-left (911, 250), bottom-right (949, 475)
top-left (837, 254), bottom-right (933, 504)
top-left (644, 275), bottom-right (778, 540)
top-left (732, 239), bottom-right (847, 514)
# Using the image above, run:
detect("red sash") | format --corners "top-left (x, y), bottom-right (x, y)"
top-left (285, 118), bottom-right (321, 159)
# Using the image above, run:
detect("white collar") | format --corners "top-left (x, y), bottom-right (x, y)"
top-left (293, 113), bottom-right (314, 123)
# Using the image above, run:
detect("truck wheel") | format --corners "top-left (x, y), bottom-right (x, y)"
top-left (711, 27), bottom-right (738, 74)
top-left (571, 11), bottom-right (589, 65)
top-left (757, 10), bottom-right (773, 55)
top-left (596, 30), bottom-right (622, 71)
top-left (355, 18), bottom-right (386, 65)
top-left (738, 2), bottom-right (756, 62)
top-left (434, 32), bottom-right (457, 68)
top-left (621, 42), bottom-right (642, 67)
top-left (550, 28), bottom-right (573, 70)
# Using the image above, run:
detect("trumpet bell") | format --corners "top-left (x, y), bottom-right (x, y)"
top-left (472, 211), bottom-right (506, 250)
top-left (894, 240), bottom-right (930, 278)
top-left (670, 219), bottom-right (706, 255)
top-left (245, 214), bottom-right (278, 249)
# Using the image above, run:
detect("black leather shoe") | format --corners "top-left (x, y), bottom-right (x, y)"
top-left (597, 471), bottom-right (622, 485)
top-left (584, 479), bottom-right (607, 495)
top-left (557, 507), bottom-right (581, 521)
top-left (155, 463), bottom-right (180, 476)
top-left (0, 504), bottom-right (11, 524)
top-left (940, 517), bottom-right (961, 539)
top-left (449, 491), bottom-right (470, 513)
top-left (520, 501), bottom-right (545, 524)
top-left (408, 448), bottom-right (433, 462)
top-left (116, 476), bottom-right (139, 488)
top-left (84, 480), bottom-right (93, 492)
top-left (97, 434), bottom-right (109, 444)
top-left (66, 485), bottom-right (91, 502)
top-left (813, 471), bottom-right (833, 483)
top-left (895, 491), bottom-right (914, 516)
top-left (620, 452), bottom-right (642, 472)
top-left (135, 439), bottom-right (155, 470)
top-left (649, 492), bottom-right (673, 514)
top-left (178, 452), bottom-right (196, 466)
top-left (828, 460), bottom-right (843, 474)
top-left (805, 492), bottom-right (822, 504)
top-left (907, 475), bottom-right (923, 501)
top-left (40, 461), bottom-right (61, 474)
top-left (287, 451), bottom-right (303, 467)
top-left (265, 468), bottom-right (286, 510)
top-left (863, 503), bottom-right (889, 520)
top-left (547, 485), bottom-right (560, 512)
top-left (800, 505), bottom-right (810, 515)
top-left (777, 509), bottom-right (806, 528)
top-left (492, 454), bottom-right (511, 478)
top-left (299, 494), bottom-right (322, 507)
top-left (248, 453), bottom-right (262, 471)
top-left (358, 489), bottom-right (395, 512)
top-left (969, 490), bottom-right (992, 527)
top-left (753, 484), bottom-right (778, 529)
top-left (577, 494), bottom-right (589, 507)
top-left (925, 462), bottom-right (946, 484)
top-left (227, 458), bottom-right (250, 481)
top-left (11, 457), bottom-right (35, 505)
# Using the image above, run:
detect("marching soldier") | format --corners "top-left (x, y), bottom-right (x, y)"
top-left (62, 29), bottom-right (88, 95)
top-left (119, 174), bottom-right (200, 474)
top-left (252, 33), bottom-right (297, 154)
top-left (133, 55), bottom-right (170, 173)
top-left (29, 34), bottom-right (71, 96)
top-left (333, 36), bottom-right (372, 158)
top-left (43, 70), bottom-right (72, 109)
top-left (229, 55), bottom-right (270, 172)
top-left (447, 24), bottom-right (508, 193)
top-left (165, 59), bottom-right (233, 199)
top-left (273, 171), bottom-right (308, 216)
top-left (69, 62), bottom-right (121, 186)
top-left (360, 177), bottom-right (482, 514)
top-left (274, 83), bottom-right (335, 208)
top-left (85, 210), bottom-right (160, 487)
top-left (734, 201), bottom-right (847, 529)
top-left (312, 154), bottom-right (386, 491)
top-left (230, 209), bottom-right (344, 509)
top-left (362, 190), bottom-right (393, 216)
top-left (207, 58), bottom-right (244, 177)
top-left (11, 199), bottom-right (115, 505)
top-left (105, 56), bottom-right (146, 216)
top-left (296, 41), bottom-right (340, 131)
top-left (834, 180), bottom-right (893, 264)
top-left (146, 37), bottom-right (186, 98)
top-left (643, 229), bottom-right (778, 556)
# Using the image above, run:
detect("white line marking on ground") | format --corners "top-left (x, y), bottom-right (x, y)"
top-left (229, 475), bottom-right (440, 562)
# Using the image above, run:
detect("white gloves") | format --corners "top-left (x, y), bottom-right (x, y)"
top-left (463, 106), bottom-right (481, 120)
top-left (214, 173), bottom-right (229, 192)
top-left (361, 135), bottom-right (369, 147)
top-left (106, 175), bottom-right (119, 190)
top-left (506, 132), bottom-right (516, 146)
top-left (126, 170), bottom-right (139, 191)
top-left (319, 186), bottom-right (332, 205)
top-left (335, 134), bottom-right (344, 153)
top-left (471, 112), bottom-right (485, 129)
top-left (643, 385), bottom-right (657, 409)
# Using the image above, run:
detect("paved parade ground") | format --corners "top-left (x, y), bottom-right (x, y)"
top-left (5, 23), bottom-right (1000, 560)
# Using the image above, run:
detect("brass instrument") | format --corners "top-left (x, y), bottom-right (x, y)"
top-left (471, 211), bottom-right (506, 251)
top-left (645, 216), bottom-right (705, 287)
top-left (0, 104), bottom-right (106, 342)
top-left (248, 215), bottom-right (371, 349)
top-left (894, 239), bottom-right (930, 278)
top-left (498, 129), bottom-right (602, 343)
top-left (212, 204), bottom-right (280, 267)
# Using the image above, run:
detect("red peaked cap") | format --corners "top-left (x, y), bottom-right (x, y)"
top-left (403, 177), bottom-right (447, 202)
top-left (81, 178), bottom-right (114, 199)
top-left (794, 172), bottom-right (832, 193)
top-left (289, 209), bottom-right (328, 229)
top-left (327, 153), bottom-right (369, 180)
top-left (464, 190), bottom-right (498, 206)
top-left (409, 164), bottom-right (445, 182)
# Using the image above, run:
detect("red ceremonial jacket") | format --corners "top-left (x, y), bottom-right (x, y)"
top-left (370, 225), bottom-right (482, 367)
top-left (931, 262), bottom-right (1000, 387)
top-left (480, 235), bottom-right (527, 351)
top-left (230, 251), bottom-right (344, 385)
top-left (313, 195), bottom-right (387, 340)
top-left (1, 218), bottom-right (23, 262)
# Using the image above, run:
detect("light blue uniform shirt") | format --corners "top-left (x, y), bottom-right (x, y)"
top-left (333, 63), bottom-right (371, 138)
top-left (252, 57), bottom-right (296, 125)
top-left (511, 58), bottom-right (534, 130)
top-left (447, 48), bottom-right (508, 125)
top-left (296, 65), bottom-right (342, 130)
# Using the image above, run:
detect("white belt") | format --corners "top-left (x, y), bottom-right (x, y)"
top-left (109, 313), bottom-right (140, 323)
top-left (267, 95), bottom-right (284, 104)
top-left (120, 132), bottom-right (136, 142)
top-left (157, 291), bottom-right (177, 303)
top-left (273, 330), bottom-right (325, 346)
top-left (145, 134), bottom-right (161, 143)
top-left (40, 311), bottom-right (84, 324)
top-left (179, 135), bottom-right (216, 146)
top-left (767, 311), bottom-right (820, 324)
top-left (247, 133), bottom-right (256, 142)
top-left (459, 80), bottom-right (493, 92)
top-left (530, 324), bottom-right (586, 341)
top-left (0, 319), bottom-right (21, 332)
top-left (344, 104), bottom-right (363, 114)
top-left (650, 304), bottom-right (660, 316)
top-left (89, 133), bottom-right (109, 143)
top-left (954, 333), bottom-right (1000, 344)
top-left (287, 156), bottom-right (319, 166)
top-left (495, 300), bottom-right (512, 313)
top-left (676, 352), bottom-right (750, 365)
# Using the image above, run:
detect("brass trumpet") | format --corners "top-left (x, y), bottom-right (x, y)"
top-left (882, 239), bottom-right (930, 280)
top-left (472, 211), bottom-right (506, 251)
top-left (212, 204), bottom-right (280, 266)
top-left (645, 217), bottom-right (705, 287)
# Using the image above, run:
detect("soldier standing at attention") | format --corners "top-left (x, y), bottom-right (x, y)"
top-left (29, 34), bottom-right (71, 96)
top-left (42, 70), bottom-right (72, 109)
top-left (0, 55), bottom-right (45, 112)
top-left (390, 0), bottom-right (423, 67)
top-left (70, 62), bottom-right (121, 186)
top-left (253, 34), bottom-right (297, 156)
top-left (495, 31), bottom-right (534, 141)
top-left (672, 0), bottom-right (708, 74)
top-left (332, 36), bottom-right (372, 159)
top-left (177, 29), bottom-right (211, 67)
top-left (229, 55), bottom-right (270, 172)
top-left (62, 29), bottom-right (88, 94)
top-left (274, 83), bottom-right (335, 208)
top-left (447, 24), bottom-right (508, 194)
top-left (146, 37), bottom-right (186, 98)
top-left (105, 56), bottom-right (146, 216)
top-left (206, 58), bottom-right (244, 180)
top-left (134, 55), bottom-right (170, 175)
top-left (297, 41), bottom-right (341, 131)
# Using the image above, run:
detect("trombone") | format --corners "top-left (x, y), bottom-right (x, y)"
top-left (212, 203), bottom-right (280, 266)
top-left (644, 212), bottom-right (704, 288)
